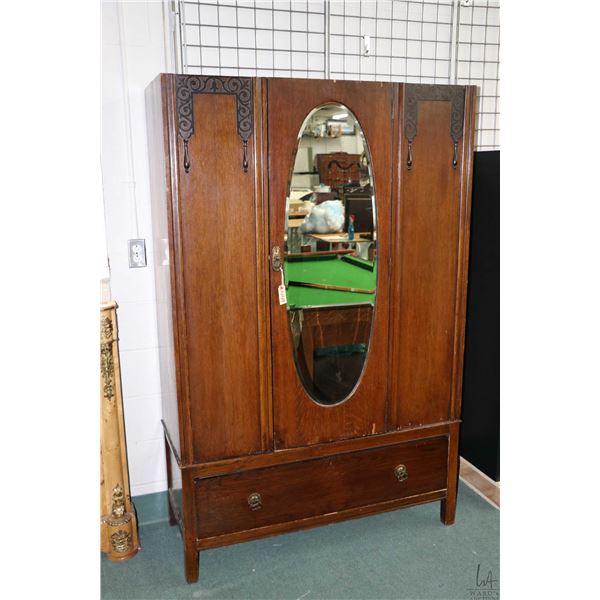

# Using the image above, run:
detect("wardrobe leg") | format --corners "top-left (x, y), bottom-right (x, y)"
top-left (164, 435), bottom-right (177, 526)
top-left (184, 544), bottom-right (200, 583)
top-left (440, 497), bottom-right (456, 525)
top-left (441, 423), bottom-right (460, 525)
top-left (182, 470), bottom-right (199, 583)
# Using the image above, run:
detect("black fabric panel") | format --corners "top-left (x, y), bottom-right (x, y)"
top-left (460, 150), bottom-right (500, 481)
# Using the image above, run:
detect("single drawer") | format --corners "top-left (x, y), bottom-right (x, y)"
top-left (195, 437), bottom-right (448, 539)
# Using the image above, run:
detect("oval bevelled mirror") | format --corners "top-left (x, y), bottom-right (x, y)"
top-left (284, 104), bottom-right (377, 406)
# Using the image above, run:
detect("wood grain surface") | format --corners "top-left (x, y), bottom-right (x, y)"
top-left (267, 78), bottom-right (395, 449)
top-left (389, 85), bottom-right (477, 429)
top-left (145, 75), bottom-right (477, 584)
top-left (195, 437), bottom-right (448, 538)
top-left (177, 88), bottom-right (265, 463)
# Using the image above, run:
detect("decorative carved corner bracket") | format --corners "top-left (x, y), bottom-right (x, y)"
top-left (404, 84), bottom-right (465, 170)
top-left (175, 75), bottom-right (254, 174)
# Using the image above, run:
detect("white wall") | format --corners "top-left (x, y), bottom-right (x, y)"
top-left (102, 0), bottom-right (174, 496)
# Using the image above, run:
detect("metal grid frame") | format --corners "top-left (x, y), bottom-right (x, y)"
top-left (455, 0), bottom-right (499, 149)
top-left (179, 1), bottom-right (327, 78)
top-left (328, 0), bottom-right (455, 84)
top-left (176, 0), bottom-right (499, 150)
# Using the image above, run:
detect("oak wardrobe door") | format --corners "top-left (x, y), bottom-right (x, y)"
top-left (171, 75), bottom-right (270, 462)
top-left (390, 84), bottom-right (477, 429)
top-left (267, 78), bottom-right (395, 449)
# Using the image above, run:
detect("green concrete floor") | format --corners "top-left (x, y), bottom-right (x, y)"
top-left (101, 482), bottom-right (499, 600)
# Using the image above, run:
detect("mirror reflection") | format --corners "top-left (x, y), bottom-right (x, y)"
top-left (284, 104), bottom-right (377, 406)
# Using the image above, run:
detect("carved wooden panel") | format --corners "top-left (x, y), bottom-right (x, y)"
top-left (175, 75), bottom-right (253, 173)
top-left (389, 84), bottom-right (476, 429)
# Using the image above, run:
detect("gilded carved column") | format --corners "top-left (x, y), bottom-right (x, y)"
top-left (100, 301), bottom-right (140, 560)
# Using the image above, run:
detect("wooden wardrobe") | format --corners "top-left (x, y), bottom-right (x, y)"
top-left (146, 74), bottom-right (476, 583)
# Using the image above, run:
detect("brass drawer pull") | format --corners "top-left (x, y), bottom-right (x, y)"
top-left (394, 464), bottom-right (408, 482)
top-left (247, 492), bottom-right (262, 511)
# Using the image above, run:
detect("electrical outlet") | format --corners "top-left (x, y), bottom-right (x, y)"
top-left (128, 239), bottom-right (147, 268)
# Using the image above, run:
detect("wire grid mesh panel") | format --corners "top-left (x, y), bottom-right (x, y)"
top-left (329, 0), bottom-right (454, 84)
top-left (180, 1), bottom-right (327, 78)
top-left (455, 0), bottom-right (499, 149)
top-left (177, 0), bottom-right (499, 150)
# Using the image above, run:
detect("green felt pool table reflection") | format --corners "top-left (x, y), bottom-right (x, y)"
top-left (284, 253), bottom-right (376, 308)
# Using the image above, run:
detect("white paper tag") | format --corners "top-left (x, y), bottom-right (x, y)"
top-left (278, 267), bottom-right (287, 305)
top-left (278, 284), bottom-right (287, 305)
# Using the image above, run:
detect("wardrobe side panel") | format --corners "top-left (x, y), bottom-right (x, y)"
top-left (177, 87), bottom-right (264, 462)
top-left (146, 74), bottom-right (182, 459)
top-left (393, 87), bottom-right (467, 428)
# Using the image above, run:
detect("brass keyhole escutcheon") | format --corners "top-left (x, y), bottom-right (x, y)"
top-left (248, 492), bottom-right (262, 511)
top-left (271, 246), bottom-right (282, 271)
top-left (394, 464), bottom-right (408, 482)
